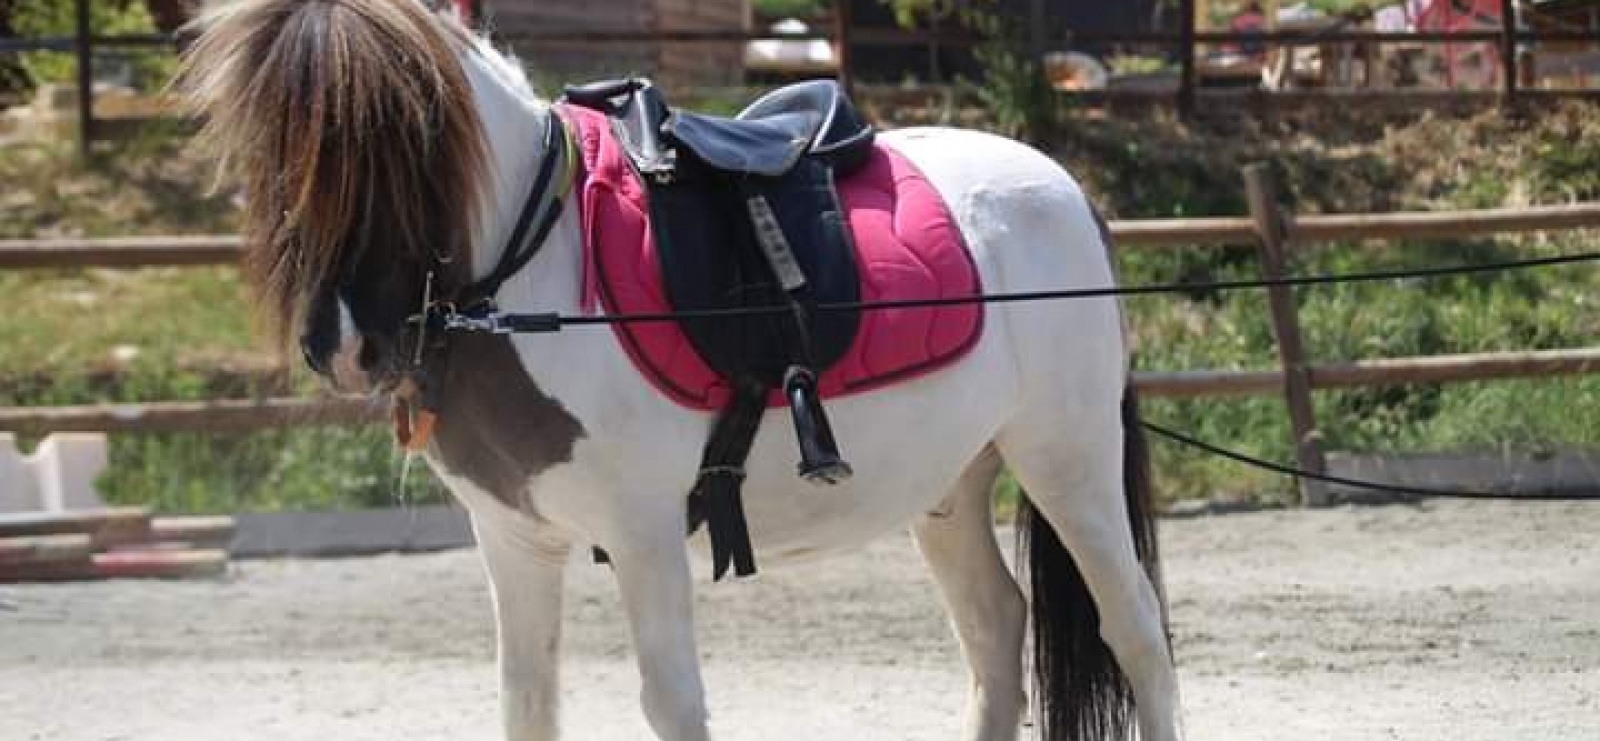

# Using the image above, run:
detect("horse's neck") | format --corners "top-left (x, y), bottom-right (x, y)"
top-left (462, 50), bottom-right (582, 314)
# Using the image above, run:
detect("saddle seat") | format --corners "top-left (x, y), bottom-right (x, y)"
top-left (563, 78), bottom-right (874, 180)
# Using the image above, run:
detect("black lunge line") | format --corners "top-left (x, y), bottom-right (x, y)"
top-left (1139, 420), bottom-right (1598, 502)
top-left (445, 250), bottom-right (1600, 333)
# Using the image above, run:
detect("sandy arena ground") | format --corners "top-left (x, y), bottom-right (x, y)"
top-left (1, 499), bottom-right (1595, 741)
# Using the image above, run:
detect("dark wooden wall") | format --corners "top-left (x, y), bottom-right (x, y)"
top-left (844, 0), bottom-right (1164, 84)
top-left (483, 0), bottom-right (746, 89)
top-left (656, 0), bottom-right (747, 88)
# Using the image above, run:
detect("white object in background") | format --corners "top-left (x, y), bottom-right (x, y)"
top-left (745, 19), bottom-right (836, 73)
top-left (1374, 5), bottom-right (1411, 33)
top-left (1278, 3), bottom-right (1323, 23)
top-left (0, 433), bottom-right (110, 513)
top-left (1044, 52), bottom-right (1110, 91)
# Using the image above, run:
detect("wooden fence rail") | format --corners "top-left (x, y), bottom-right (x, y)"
top-left (4, 202), bottom-right (1598, 269)
top-left (6, 346), bottom-right (1599, 436)
top-left (0, 236), bottom-right (244, 269)
top-left (1135, 348), bottom-right (1600, 399)
top-left (0, 397), bottom-right (382, 436)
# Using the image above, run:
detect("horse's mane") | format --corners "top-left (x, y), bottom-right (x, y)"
top-left (177, 0), bottom-right (490, 344)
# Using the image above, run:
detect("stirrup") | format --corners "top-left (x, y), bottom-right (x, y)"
top-left (782, 366), bottom-right (852, 485)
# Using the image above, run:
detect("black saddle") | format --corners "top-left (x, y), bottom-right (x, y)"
top-left (565, 78), bottom-right (874, 179)
top-left (564, 78), bottom-right (876, 579)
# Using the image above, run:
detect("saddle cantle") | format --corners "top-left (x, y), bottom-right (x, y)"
top-left (562, 79), bottom-right (978, 579)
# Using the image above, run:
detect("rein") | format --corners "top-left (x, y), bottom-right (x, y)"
top-left (396, 111), bottom-right (576, 452)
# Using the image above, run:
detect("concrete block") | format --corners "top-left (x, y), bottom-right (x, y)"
top-left (1327, 449), bottom-right (1600, 502)
top-left (0, 433), bottom-right (109, 514)
top-left (0, 434), bottom-right (31, 513)
top-left (230, 506), bottom-right (474, 558)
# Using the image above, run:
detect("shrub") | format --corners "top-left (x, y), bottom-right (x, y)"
top-left (13, 0), bottom-right (176, 93)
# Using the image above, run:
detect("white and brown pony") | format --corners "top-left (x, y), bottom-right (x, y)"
top-left (177, 2), bottom-right (1181, 740)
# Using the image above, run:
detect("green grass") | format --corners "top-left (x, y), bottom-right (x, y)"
top-left (0, 268), bottom-right (252, 378)
top-left (101, 427), bottom-right (445, 513)
top-left (0, 132), bottom-right (237, 240)
top-left (1124, 234), bottom-right (1600, 502)
top-left (752, 0), bottom-right (829, 19)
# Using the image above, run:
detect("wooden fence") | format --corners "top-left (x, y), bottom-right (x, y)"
top-left (11, 0), bottom-right (1600, 157)
top-left (3, 174), bottom-right (1599, 502)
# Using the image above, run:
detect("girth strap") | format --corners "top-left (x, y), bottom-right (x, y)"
top-left (591, 375), bottom-right (766, 579)
top-left (687, 375), bottom-right (768, 579)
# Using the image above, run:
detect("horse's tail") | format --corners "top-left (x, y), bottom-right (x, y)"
top-left (1016, 384), bottom-right (1163, 741)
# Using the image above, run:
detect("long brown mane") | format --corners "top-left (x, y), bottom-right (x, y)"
top-left (177, 0), bottom-right (489, 344)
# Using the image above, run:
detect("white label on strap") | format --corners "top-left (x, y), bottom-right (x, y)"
top-left (745, 195), bottom-right (807, 292)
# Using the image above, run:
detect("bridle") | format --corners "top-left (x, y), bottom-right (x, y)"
top-left (393, 108), bottom-right (577, 452)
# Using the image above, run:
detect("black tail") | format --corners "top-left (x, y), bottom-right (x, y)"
top-left (1016, 386), bottom-right (1163, 741)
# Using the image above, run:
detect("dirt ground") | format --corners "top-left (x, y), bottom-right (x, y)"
top-left (1, 499), bottom-right (1595, 741)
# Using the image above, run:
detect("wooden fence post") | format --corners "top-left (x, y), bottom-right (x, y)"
top-left (1029, 0), bottom-right (1047, 60)
top-left (1243, 163), bottom-right (1329, 506)
top-left (833, 0), bottom-right (854, 98)
top-left (1178, 0), bottom-right (1197, 117)
top-left (1500, 0), bottom-right (1519, 109)
top-left (74, 0), bottom-right (94, 158)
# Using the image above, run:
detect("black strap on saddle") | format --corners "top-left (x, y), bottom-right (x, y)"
top-left (564, 78), bottom-right (876, 579)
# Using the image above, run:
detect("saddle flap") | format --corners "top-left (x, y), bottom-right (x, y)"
top-left (666, 110), bottom-right (819, 178)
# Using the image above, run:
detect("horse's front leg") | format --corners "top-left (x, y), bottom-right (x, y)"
top-left (605, 504), bottom-right (712, 741)
top-left (473, 515), bottom-right (572, 741)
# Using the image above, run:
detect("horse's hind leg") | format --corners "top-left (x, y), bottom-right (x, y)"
top-left (997, 394), bottom-right (1180, 741)
top-left (911, 444), bottom-right (1027, 741)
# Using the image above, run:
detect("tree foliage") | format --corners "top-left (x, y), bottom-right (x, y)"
top-left (11, 0), bottom-right (173, 92)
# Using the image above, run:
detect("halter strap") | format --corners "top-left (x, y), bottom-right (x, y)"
top-left (456, 111), bottom-right (575, 308)
top-left (398, 110), bottom-right (576, 451)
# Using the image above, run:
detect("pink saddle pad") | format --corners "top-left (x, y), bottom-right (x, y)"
top-left (561, 104), bottom-right (983, 411)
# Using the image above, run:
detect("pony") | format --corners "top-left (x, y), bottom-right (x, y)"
top-left (176, 2), bottom-right (1181, 740)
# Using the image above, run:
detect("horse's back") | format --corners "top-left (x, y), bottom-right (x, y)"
top-left (881, 127), bottom-right (1126, 390)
